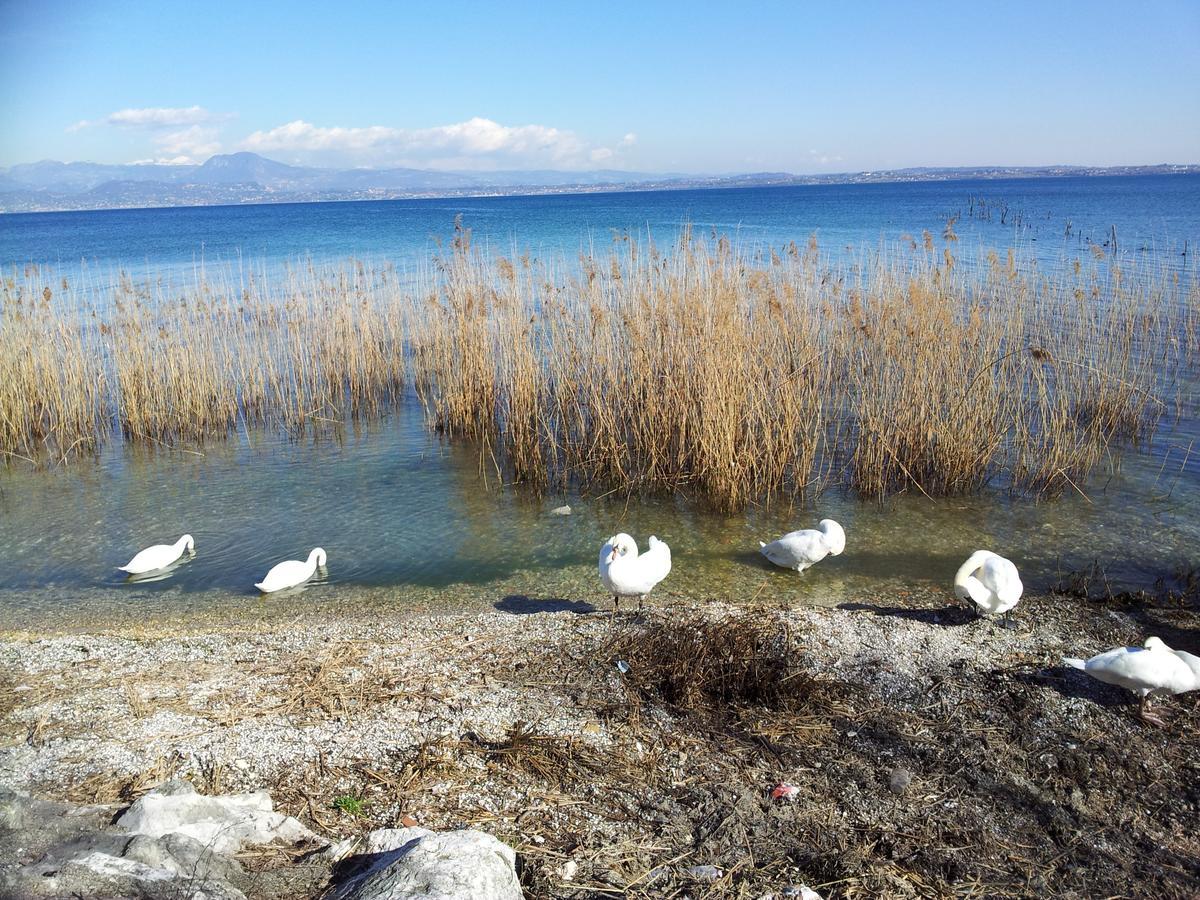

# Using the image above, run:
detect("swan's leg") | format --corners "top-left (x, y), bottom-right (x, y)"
top-left (637, 594), bottom-right (645, 612)
top-left (612, 595), bottom-right (620, 619)
top-left (1138, 695), bottom-right (1167, 728)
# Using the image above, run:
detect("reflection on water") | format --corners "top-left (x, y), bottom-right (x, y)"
top-left (1, 397), bottom-right (1197, 629)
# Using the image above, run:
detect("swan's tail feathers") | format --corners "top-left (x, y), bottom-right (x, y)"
top-left (759, 541), bottom-right (766, 548)
top-left (1063, 657), bottom-right (1086, 670)
top-left (117, 566), bottom-right (132, 574)
top-left (254, 582), bottom-right (268, 592)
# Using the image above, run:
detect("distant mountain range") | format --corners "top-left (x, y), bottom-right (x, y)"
top-left (0, 152), bottom-right (1195, 213)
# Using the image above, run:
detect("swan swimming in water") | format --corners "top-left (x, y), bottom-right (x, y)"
top-left (1064, 637), bottom-right (1199, 726)
top-left (119, 534), bottom-right (195, 575)
top-left (759, 519), bottom-right (845, 574)
top-left (599, 533), bottom-right (671, 615)
top-left (255, 548), bottom-right (327, 593)
top-left (953, 550), bottom-right (1023, 626)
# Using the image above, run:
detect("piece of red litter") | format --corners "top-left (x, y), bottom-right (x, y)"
top-left (771, 782), bottom-right (800, 801)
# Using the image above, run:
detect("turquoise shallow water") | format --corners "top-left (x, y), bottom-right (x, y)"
top-left (1, 176), bottom-right (1198, 627)
top-left (0, 396), bottom-right (1196, 629)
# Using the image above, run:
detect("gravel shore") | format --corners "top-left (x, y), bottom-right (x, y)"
top-left (2, 589), bottom-right (1198, 898)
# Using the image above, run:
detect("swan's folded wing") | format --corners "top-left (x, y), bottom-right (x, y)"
top-left (641, 537), bottom-right (672, 583)
top-left (765, 530), bottom-right (824, 567)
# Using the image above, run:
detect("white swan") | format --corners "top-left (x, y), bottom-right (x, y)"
top-left (1064, 637), bottom-right (1198, 726)
top-left (953, 550), bottom-right (1023, 625)
top-left (255, 548), bottom-right (327, 593)
top-left (1173, 647), bottom-right (1200, 683)
top-left (599, 533), bottom-right (672, 614)
top-left (119, 534), bottom-right (195, 575)
top-left (759, 519), bottom-right (845, 574)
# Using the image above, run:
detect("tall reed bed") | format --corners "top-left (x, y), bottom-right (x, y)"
top-left (0, 262), bottom-right (407, 461)
top-left (3, 234), bottom-right (1196, 510)
top-left (410, 234), bottom-right (1198, 509)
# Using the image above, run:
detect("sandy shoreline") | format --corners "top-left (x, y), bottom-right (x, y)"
top-left (2, 591), bottom-right (1198, 898)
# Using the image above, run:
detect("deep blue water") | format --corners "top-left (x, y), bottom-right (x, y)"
top-left (3, 175), bottom-right (1198, 280)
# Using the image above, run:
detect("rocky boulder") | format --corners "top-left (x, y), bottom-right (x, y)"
top-left (328, 826), bottom-right (524, 900)
top-left (1, 780), bottom-right (322, 900)
top-left (115, 777), bottom-right (321, 855)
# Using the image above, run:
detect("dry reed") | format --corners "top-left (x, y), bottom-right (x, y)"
top-left (411, 234), bottom-right (1198, 508)
top-left (0, 261), bottom-right (407, 460)
top-left (3, 231), bottom-right (1197, 510)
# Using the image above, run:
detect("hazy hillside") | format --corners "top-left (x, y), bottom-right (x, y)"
top-left (1, 153), bottom-right (1194, 213)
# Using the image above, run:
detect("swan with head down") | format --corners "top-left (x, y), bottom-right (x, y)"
top-left (119, 534), bottom-right (195, 575)
top-left (599, 533), bottom-right (672, 615)
top-left (255, 548), bottom-right (327, 593)
top-left (1064, 636), bottom-right (1199, 726)
top-left (953, 550), bottom-right (1023, 626)
top-left (759, 519), bottom-right (845, 574)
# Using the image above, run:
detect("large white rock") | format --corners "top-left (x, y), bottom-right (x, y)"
top-left (115, 780), bottom-right (321, 856)
top-left (329, 827), bottom-right (523, 900)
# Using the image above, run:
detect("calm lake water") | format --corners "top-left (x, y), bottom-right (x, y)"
top-left (2, 176), bottom-right (1198, 628)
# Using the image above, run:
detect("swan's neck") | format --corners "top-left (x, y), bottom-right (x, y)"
top-left (953, 552), bottom-right (989, 591)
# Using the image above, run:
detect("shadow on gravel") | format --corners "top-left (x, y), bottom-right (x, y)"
top-left (495, 594), bottom-right (597, 615)
top-left (837, 601), bottom-right (978, 627)
top-left (1012, 665), bottom-right (1135, 709)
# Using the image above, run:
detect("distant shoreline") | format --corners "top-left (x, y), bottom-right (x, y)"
top-left (2, 163), bottom-right (1197, 216)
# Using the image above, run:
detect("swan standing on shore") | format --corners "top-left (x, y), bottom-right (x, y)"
top-left (255, 548), bottom-right (327, 593)
top-left (953, 550), bottom-right (1023, 626)
top-left (599, 533), bottom-right (672, 615)
top-left (1064, 637), bottom-right (1198, 726)
top-left (759, 519), bottom-right (845, 574)
top-left (119, 534), bottom-right (195, 575)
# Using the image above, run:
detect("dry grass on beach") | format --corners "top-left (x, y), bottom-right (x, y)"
top-left (1, 595), bottom-right (1198, 899)
top-left (4, 233), bottom-right (1198, 508)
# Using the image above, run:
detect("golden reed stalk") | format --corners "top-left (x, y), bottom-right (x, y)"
top-left (3, 232), bottom-right (1196, 511)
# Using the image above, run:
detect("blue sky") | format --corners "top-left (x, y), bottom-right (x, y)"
top-left (1, 0), bottom-right (1197, 172)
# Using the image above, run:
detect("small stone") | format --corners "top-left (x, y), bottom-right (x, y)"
top-left (686, 864), bottom-right (723, 882)
top-left (559, 859), bottom-right (578, 881)
top-left (551, 505), bottom-right (572, 516)
top-left (888, 767), bottom-right (913, 795)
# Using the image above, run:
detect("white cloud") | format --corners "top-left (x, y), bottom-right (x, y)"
top-left (68, 106), bottom-right (227, 132)
top-left (130, 156), bottom-right (200, 166)
top-left (108, 105), bottom-right (222, 127)
top-left (242, 116), bottom-right (629, 170)
top-left (154, 124), bottom-right (222, 159)
top-left (243, 120), bottom-right (398, 153)
top-left (65, 105), bottom-right (227, 161)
